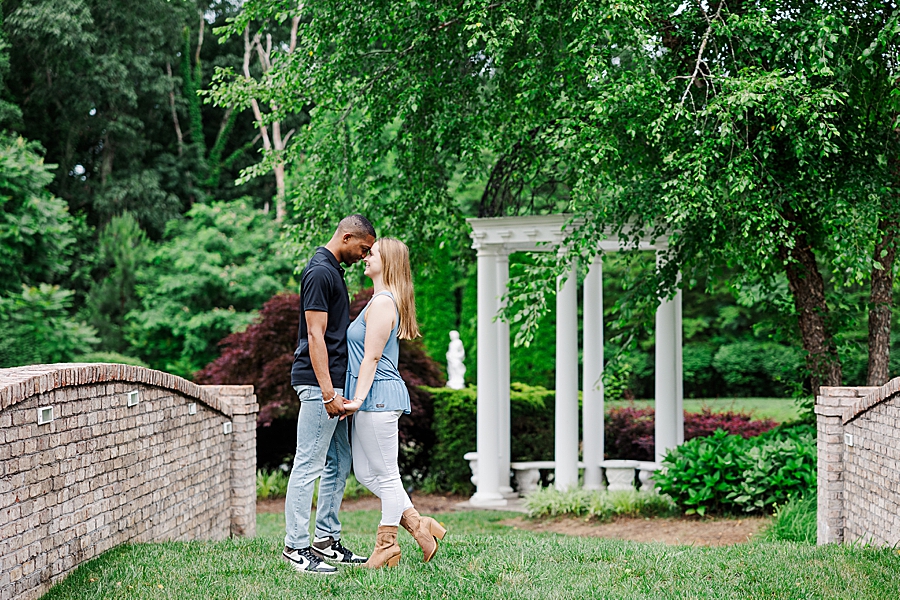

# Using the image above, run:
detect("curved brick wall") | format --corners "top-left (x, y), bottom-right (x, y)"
top-left (816, 378), bottom-right (900, 547)
top-left (0, 364), bottom-right (258, 600)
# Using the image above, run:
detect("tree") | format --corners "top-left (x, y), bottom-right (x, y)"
top-left (0, 284), bottom-right (98, 367)
top-left (0, 134), bottom-right (77, 294)
top-left (222, 0), bottom-right (900, 394)
top-left (126, 197), bottom-right (293, 377)
top-left (2, 0), bottom-right (277, 234)
top-left (0, 14), bottom-right (21, 130)
top-left (83, 212), bottom-right (147, 353)
top-left (203, 13), bottom-right (313, 221)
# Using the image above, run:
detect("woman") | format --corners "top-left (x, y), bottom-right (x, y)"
top-left (342, 238), bottom-right (447, 569)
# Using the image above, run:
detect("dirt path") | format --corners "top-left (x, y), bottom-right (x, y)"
top-left (500, 515), bottom-right (768, 546)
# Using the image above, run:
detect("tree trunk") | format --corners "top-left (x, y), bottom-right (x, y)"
top-left (274, 162), bottom-right (286, 221)
top-left (779, 234), bottom-right (842, 393)
top-left (867, 217), bottom-right (897, 386)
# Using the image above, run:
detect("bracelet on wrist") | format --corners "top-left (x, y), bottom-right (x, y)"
top-left (323, 391), bottom-right (338, 404)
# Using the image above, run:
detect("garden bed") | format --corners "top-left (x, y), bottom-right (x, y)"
top-left (501, 515), bottom-right (768, 546)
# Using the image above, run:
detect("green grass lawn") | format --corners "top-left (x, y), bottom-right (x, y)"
top-left (607, 397), bottom-right (800, 423)
top-left (43, 510), bottom-right (900, 599)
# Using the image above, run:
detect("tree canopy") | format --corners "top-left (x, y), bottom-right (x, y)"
top-left (215, 0), bottom-right (900, 390)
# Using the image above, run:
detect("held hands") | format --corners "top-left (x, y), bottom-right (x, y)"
top-left (324, 393), bottom-right (347, 419)
top-left (342, 397), bottom-right (363, 416)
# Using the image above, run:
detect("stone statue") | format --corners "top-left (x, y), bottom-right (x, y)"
top-left (446, 330), bottom-right (466, 389)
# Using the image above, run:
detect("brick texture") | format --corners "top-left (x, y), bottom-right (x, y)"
top-left (816, 378), bottom-right (900, 547)
top-left (0, 364), bottom-right (258, 600)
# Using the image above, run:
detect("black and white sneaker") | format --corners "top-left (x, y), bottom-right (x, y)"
top-left (283, 546), bottom-right (338, 575)
top-left (312, 536), bottom-right (368, 565)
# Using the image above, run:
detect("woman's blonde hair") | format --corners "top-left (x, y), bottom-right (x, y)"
top-left (377, 238), bottom-right (420, 340)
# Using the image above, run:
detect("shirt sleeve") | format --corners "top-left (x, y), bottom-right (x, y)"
top-left (301, 266), bottom-right (332, 312)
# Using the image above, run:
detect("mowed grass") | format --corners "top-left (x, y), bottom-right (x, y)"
top-left (607, 397), bottom-right (800, 423)
top-left (43, 510), bottom-right (900, 600)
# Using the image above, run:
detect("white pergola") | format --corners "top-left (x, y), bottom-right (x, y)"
top-left (467, 215), bottom-right (684, 506)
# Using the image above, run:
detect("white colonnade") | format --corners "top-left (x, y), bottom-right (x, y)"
top-left (468, 215), bottom-right (683, 506)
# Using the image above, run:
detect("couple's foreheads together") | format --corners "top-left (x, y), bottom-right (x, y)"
top-left (282, 214), bottom-right (444, 574)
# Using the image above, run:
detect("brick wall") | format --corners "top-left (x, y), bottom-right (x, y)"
top-left (0, 364), bottom-right (258, 600)
top-left (816, 378), bottom-right (900, 547)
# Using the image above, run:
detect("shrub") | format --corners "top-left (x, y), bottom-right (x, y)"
top-left (523, 487), bottom-right (678, 520)
top-left (654, 423), bottom-right (816, 516)
top-left (256, 469), bottom-right (372, 501)
top-left (256, 469), bottom-right (289, 500)
top-left (425, 383), bottom-right (560, 493)
top-left (426, 386), bottom-right (782, 490)
top-left (761, 494), bottom-right (817, 543)
top-left (425, 386), bottom-right (478, 494)
top-left (0, 284), bottom-right (99, 368)
top-left (711, 341), bottom-right (804, 397)
top-left (604, 405), bottom-right (778, 461)
top-left (685, 408), bottom-right (777, 440)
top-left (604, 406), bottom-right (655, 460)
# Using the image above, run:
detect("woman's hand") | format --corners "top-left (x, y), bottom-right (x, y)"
top-left (342, 397), bottom-right (363, 415)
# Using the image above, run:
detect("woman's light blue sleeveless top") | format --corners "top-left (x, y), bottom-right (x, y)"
top-left (344, 291), bottom-right (411, 413)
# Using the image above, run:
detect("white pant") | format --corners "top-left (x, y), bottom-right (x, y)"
top-left (352, 410), bottom-right (413, 526)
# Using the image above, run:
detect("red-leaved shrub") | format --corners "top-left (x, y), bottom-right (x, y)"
top-left (604, 405), bottom-right (778, 461)
top-left (195, 293), bottom-right (300, 426)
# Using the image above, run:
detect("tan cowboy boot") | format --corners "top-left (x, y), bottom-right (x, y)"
top-left (399, 507), bottom-right (447, 563)
top-left (362, 525), bottom-right (401, 569)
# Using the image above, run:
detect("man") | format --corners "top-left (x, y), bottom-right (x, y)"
top-left (283, 215), bottom-right (376, 575)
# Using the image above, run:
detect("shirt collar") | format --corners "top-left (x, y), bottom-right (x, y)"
top-left (317, 247), bottom-right (345, 275)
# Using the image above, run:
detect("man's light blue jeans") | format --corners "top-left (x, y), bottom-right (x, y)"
top-left (284, 385), bottom-right (351, 550)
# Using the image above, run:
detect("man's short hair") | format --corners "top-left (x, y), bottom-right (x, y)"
top-left (338, 214), bottom-right (376, 239)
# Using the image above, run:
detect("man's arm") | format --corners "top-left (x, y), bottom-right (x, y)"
top-left (306, 310), bottom-right (346, 418)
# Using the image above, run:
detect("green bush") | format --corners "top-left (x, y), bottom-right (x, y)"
top-left (424, 383), bottom-right (559, 493)
top-left (0, 284), bottom-right (99, 367)
top-left (256, 469), bottom-right (290, 500)
top-left (523, 487), bottom-right (678, 520)
top-left (654, 423), bottom-right (816, 516)
top-left (256, 469), bottom-right (372, 501)
top-left (425, 385), bottom-right (478, 494)
top-left (761, 494), bottom-right (817, 543)
top-left (711, 341), bottom-right (804, 397)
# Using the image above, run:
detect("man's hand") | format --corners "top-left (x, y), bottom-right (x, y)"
top-left (324, 393), bottom-right (347, 418)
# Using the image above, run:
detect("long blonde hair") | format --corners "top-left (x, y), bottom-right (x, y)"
top-left (377, 238), bottom-right (420, 340)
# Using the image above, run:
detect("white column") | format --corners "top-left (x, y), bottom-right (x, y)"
top-left (654, 255), bottom-right (680, 463)
top-left (555, 259), bottom-right (579, 491)
top-left (582, 256), bottom-right (605, 490)
top-left (471, 246), bottom-right (506, 506)
top-left (496, 252), bottom-right (513, 497)
top-left (675, 287), bottom-right (684, 445)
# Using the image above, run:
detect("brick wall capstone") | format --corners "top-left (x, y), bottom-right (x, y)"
top-left (0, 363), bottom-right (258, 600)
top-left (816, 378), bottom-right (900, 547)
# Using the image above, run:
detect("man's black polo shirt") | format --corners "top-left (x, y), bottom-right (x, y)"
top-left (290, 247), bottom-right (350, 388)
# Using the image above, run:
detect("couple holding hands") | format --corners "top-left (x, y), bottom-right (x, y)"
top-left (282, 214), bottom-right (446, 574)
